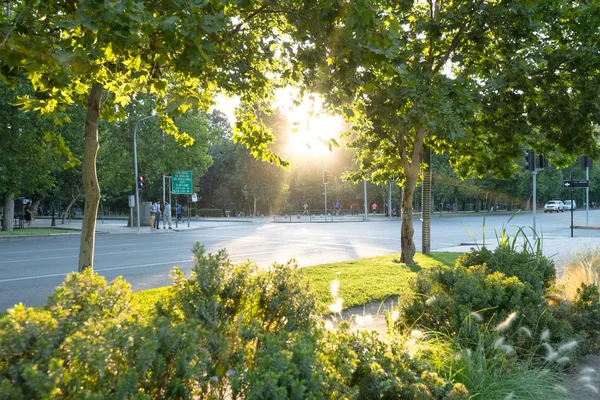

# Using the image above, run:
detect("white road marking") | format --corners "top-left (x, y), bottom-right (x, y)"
top-left (0, 245), bottom-right (323, 283)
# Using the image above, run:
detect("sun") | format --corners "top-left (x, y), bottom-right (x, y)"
top-left (276, 89), bottom-right (345, 159)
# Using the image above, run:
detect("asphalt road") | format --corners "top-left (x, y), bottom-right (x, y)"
top-left (2, 210), bottom-right (600, 311)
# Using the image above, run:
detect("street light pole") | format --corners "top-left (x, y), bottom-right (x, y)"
top-left (133, 114), bottom-right (155, 230)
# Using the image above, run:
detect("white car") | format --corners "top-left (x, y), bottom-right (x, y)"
top-left (544, 200), bottom-right (564, 213)
top-left (564, 200), bottom-right (577, 211)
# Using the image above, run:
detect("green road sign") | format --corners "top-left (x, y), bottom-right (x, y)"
top-left (172, 170), bottom-right (193, 194)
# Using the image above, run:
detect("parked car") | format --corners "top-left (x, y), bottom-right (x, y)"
top-left (564, 200), bottom-right (577, 211)
top-left (544, 200), bottom-right (564, 213)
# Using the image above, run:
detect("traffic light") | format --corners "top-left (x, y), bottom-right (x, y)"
top-left (323, 170), bottom-right (329, 184)
top-left (138, 175), bottom-right (145, 190)
top-left (525, 150), bottom-right (535, 172)
top-left (538, 154), bottom-right (548, 170)
top-left (582, 156), bottom-right (593, 170)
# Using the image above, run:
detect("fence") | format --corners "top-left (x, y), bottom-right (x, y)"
top-left (273, 210), bottom-right (366, 223)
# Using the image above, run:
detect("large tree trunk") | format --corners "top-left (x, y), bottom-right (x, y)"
top-left (78, 83), bottom-right (103, 272)
top-left (401, 172), bottom-right (418, 264)
top-left (399, 128), bottom-right (426, 264)
top-left (2, 192), bottom-right (14, 231)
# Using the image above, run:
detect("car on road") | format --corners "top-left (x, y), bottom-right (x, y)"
top-left (544, 200), bottom-right (564, 213)
top-left (564, 200), bottom-right (577, 211)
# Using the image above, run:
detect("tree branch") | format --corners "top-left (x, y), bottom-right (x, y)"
top-left (432, 18), bottom-right (469, 75)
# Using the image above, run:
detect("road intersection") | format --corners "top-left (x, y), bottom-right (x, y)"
top-left (2, 210), bottom-right (600, 311)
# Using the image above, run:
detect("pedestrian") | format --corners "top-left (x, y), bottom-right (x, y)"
top-left (164, 201), bottom-right (172, 229)
top-left (303, 202), bottom-right (309, 215)
top-left (155, 201), bottom-right (161, 229)
top-left (24, 201), bottom-right (33, 227)
top-left (334, 201), bottom-right (341, 216)
top-left (371, 202), bottom-right (377, 214)
top-left (176, 203), bottom-right (183, 222)
top-left (149, 201), bottom-right (157, 230)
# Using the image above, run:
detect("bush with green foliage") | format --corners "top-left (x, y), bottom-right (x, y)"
top-left (457, 246), bottom-right (556, 291)
top-left (555, 283), bottom-right (600, 356)
top-left (0, 244), bottom-right (469, 399)
top-left (401, 246), bottom-right (572, 353)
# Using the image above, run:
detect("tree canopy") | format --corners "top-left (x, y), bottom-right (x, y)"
top-left (0, 0), bottom-right (324, 270)
top-left (298, 0), bottom-right (600, 262)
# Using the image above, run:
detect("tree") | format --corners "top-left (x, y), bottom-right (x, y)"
top-left (0, 79), bottom-right (76, 230)
top-left (303, 0), bottom-right (600, 263)
top-left (0, 0), bottom-right (314, 270)
top-left (236, 107), bottom-right (290, 216)
top-left (98, 95), bottom-right (214, 208)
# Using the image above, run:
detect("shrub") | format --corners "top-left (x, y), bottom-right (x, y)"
top-left (0, 270), bottom-right (213, 399)
top-left (457, 245), bottom-right (556, 292)
top-left (0, 245), bottom-right (472, 399)
top-left (554, 283), bottom-right (600, 356)
top-left (401, 263), bottom-right (552, 338)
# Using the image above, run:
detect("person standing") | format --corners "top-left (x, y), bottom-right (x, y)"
top-left (164, 201), bottom-right (172, 229)
top-left (155, 201), bottom-right (161, 229)
top-left (149, 201), bottom-right (157, 230)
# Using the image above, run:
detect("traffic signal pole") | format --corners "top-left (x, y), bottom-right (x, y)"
top-left (532, 171), bottom-right (537, 235)
top-left (586, 166), bottom-right (589, 226)
top-left (133, 115), bottom-right (155, 230)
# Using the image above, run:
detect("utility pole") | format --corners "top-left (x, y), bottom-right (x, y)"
top-left (133, 114), bottom-right (155, 230)
top-left (422, 148), bottom-right (432, 254)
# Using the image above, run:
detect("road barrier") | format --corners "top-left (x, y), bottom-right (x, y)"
top-left (273, 210), bottom-right (365, 223)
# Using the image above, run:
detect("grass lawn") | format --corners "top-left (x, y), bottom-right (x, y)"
top-left (301, 252), bottom-right (461, 309)
top-left (0, 227), bottom-right (79, 236)
top-left (130, 252), bottom-right (463, 315)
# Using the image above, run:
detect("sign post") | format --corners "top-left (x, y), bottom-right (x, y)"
top-left (172, 170), bottom-right (193, 228)
top-left (563, 179), bottom-right (590, 237)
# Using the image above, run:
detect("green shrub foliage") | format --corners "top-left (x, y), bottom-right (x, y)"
top-left (555, 283), bottom-right (600, 356)
top-left (457, 246), bottom-right (557, 291)
top-left (401, 246), bottom-right (569, 352)
top-left (0, 244), bottom-right (468, 399)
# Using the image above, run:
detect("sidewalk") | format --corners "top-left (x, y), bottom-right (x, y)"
top-left (0, 216), bottom-right (269, 239)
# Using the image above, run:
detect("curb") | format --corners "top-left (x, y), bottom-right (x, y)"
top-left (0, 231), bottom-right (109, 242)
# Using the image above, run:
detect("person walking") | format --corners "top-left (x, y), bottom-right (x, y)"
top-left (371, 202), bottom-right (377, 214)
top-left (24, 201), bottom-right (33, 227)
top-left (149, 201), bottom-right (157, 230)
top-left (164, 201), bottom-right (172, 229)
top-left (302, 202), bottom-right (309, 215)
top-left (176, 203), bottom-right (183, 222)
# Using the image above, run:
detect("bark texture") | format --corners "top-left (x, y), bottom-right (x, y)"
top-left (78, 83), bottom-right (103, 271)
top-left (2, 192), bottom-right (14, 231)
top-left (399, 127), bottom-right (426, 264)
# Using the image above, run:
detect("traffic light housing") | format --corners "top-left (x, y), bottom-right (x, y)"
top-left (583, 156), bottom-right (593, 170)
top-left (138, 175), bottom-right (145, 190)
top-left (538, 154), bottom-right (548, 170)
top-left (525, 150), bottom-right (535, 172)
top-left (323, 170), bottom-right (329, 184)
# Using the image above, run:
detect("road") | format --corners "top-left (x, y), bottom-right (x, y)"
top-left (2, 210), bottom-right (600, 311)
